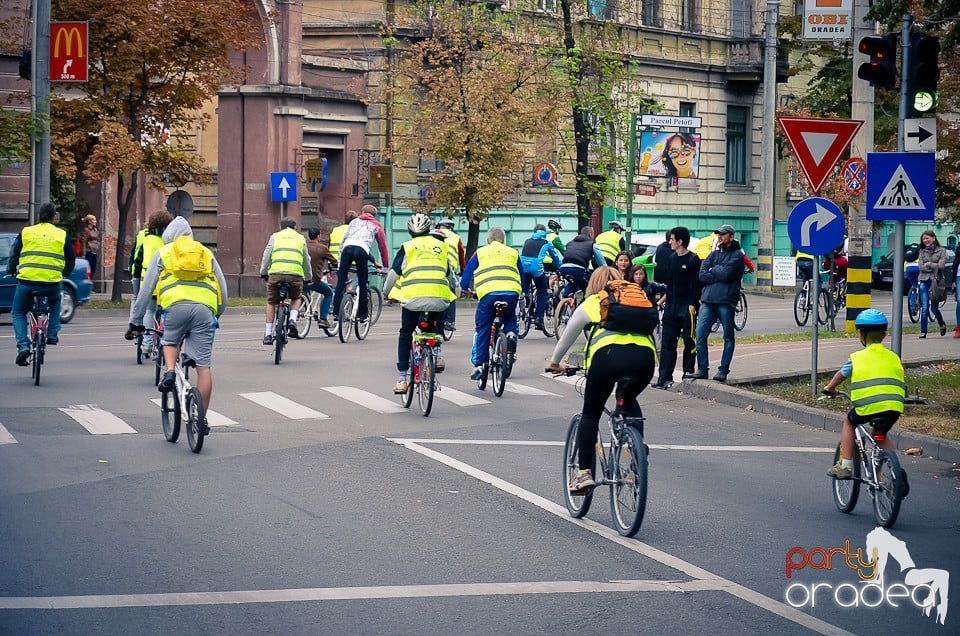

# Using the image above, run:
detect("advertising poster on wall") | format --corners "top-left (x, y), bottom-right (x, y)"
top-left (637, 130), bottom-right (701, 180)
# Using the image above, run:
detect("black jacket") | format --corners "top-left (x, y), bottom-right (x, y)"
top-left (562, 235), bottom-right (598, 268)
top-left (699, 240), bottom-right (744, 306)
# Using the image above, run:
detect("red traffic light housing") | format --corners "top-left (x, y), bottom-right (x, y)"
top-left (857, 33), bottom-right (897, 89)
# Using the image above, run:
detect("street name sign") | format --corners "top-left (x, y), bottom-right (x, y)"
top-left (640, 114), bottom-right (702, 129)
top-left (866, 153), bottom-right (935, 221)
top-left (777, 117), bottom-right (863, 194)
top-left (270, 172), bottom-right (298, 202)
top-left (787, 197), bottom-right (846, 256)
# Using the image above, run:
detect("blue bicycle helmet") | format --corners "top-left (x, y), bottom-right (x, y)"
top-left (854, 308), bottom-right (888, 329)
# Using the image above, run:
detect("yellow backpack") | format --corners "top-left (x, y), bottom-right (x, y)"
top-left (167, 236), bottom-right (213, 281)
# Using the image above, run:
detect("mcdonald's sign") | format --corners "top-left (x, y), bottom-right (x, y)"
top-left (49, 22), bottom-right (88, 82)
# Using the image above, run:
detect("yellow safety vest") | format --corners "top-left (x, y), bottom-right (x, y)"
top-left (473, 242), bottom-right (521, 298)
top-left (543, 232), bottom-right (560, 264)
top-left (142, 234), bottom-right (164, 269)
top-left (389, 236), bottom-right (456, 303)
top-left (795, 250), bottom-right (813, 261)
top-left (329, 224), bottom-right (348, 261)
top-left (439, 228), bottom-right (462, 274)
top-left (133, 228), bottom-right (148, 266)
top-left (17, 223), bottom-right (67, 283)
top-left (266, 228), bottom-right (306, 277)
top-left (849, 344), bottom-right (906, 416)
top-left (581, 294), bottom-right (657, 369)
top-left (156, 242), bottom-right (220, 312)
top-left (595, 230), bottom-right (622, 263)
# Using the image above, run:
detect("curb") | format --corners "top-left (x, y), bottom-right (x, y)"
top-left (678, 378), bottom-right (960, 465)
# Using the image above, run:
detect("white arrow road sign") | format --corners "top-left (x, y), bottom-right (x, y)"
top-left (800, 202), bottom-right (838, 246)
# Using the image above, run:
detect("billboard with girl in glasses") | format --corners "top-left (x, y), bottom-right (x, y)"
top-left (636, 130), bottom-right (700, 180)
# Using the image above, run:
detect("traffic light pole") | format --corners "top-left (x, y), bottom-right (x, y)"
top-left (890, 15), bottom-right (913, 356)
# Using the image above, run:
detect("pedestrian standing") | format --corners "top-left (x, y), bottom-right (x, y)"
top-left (688, 224), bottom-right (744, 383)
top-left (917, 229), bottom-right (947, 338)
top-left (82, 214), bottom-right (100, 283)
top-left (655, 226), bottom-right (701, 389)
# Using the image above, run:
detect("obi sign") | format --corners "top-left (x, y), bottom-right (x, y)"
top-left (803, 0), bottom-right (852, 41)
top-left (50, 22), bottom-right (88, 82)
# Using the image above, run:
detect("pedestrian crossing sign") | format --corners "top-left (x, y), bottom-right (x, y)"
top-left (866, 152), bottom-right (935, 221)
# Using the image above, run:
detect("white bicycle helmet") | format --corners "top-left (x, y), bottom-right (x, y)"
top-left (407, 213), bottom-right (433, 236)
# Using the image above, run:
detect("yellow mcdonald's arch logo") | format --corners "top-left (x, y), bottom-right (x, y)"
top-left (52, 25), bottom-right (85, 59)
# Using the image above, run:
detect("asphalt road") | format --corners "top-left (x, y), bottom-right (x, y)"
top-left (0, 299), bottom-right (958, 635)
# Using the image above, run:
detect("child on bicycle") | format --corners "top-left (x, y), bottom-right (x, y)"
top-left (546, 267), bottom-right (657, 493)
top-left (822, 309), bottom-right (907, 492)
top-left (383, 214), bottom-right (458, 394)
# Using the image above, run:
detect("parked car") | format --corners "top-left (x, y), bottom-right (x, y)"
top-left (0, 232), bottom-right (93, 323)
top-left (872, 244), bottom-right (955, 292)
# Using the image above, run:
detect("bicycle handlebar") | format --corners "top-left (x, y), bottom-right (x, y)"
top-left (545, 365), bottom-right (584, 377)
top-left (818, 389), bottom-right (851, 401)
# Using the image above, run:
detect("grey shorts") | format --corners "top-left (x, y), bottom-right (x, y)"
top-left (161, 302), bottom-right (217, 367)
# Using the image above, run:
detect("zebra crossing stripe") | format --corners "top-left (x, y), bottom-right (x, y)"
top-left (504, 383), bottom-right (561, 397)
top-left (320, 387), bottom-right (406, 414)
top-left (58, 405), bottom-right (137, 435)
top-left (239, 392), bottom-right (329, 420)
top-left (432, 386), bottom-right (490, 407)
top-left (0, 422), bottom-right (17, 445)
top-left (149, 399), bottom-right (237, 427)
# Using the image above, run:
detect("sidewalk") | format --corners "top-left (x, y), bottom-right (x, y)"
top-left (678, 333), bottom-right (960, 463)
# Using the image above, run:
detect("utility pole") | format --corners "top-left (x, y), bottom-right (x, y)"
top-left (845, 0), bottom-right (876, 334)
top-left (757, 0), bottom-right (780, 291)
top-left (890, 15), bottom-right (914, 355)
top-left (30, 0), bottom-right (51, 223)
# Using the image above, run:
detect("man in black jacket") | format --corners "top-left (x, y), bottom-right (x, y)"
top-left (655, 226), bottom-right (701, 389)
top-left (687, 224), bottom-right (744, 383)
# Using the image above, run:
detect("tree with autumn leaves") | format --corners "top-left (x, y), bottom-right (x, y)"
top-left (49, 0), bottom-right (261, 300)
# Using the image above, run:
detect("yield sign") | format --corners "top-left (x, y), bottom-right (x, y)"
top-left (776, 117), bottom-right (863, 194)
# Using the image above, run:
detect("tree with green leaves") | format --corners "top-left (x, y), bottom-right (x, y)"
top-left (383, 0), bottom-right (558, 257)
top-left (49, 0), bottom-right (261, 300)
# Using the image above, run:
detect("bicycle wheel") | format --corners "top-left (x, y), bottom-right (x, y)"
top-left (154, 340), bottom-right (162, 387)
top-left (734, 293), bottom-right (747, 331)
top-left (610, 425), bottom-right (648, 537)
top-left (295, 292), bottom-right (313, 339)
top-left (338, 295), bottom-right (354, 343)
top-left (32, 340), bottom-right (43, 386)
top-left (417, 347), bottom-right (435, 417)
top-left (368, 287), bottom-right (383, 326)
top-left (555, 299), bottom-right (574, 341)
top-left (442, 320), bottom-right (454, 342)
top-left (491, 332), bottom-right (507, 397)
top-left (136, 333), bottom-right (143, 364)
top-left (830, 444), bottom-right (860, 514)
top-left (562, 415), bottom-right (593, 518)
top-left (185, 387), bottom-right (206, 453)
top-left (793, 287), bottom-right (810, 327)
top-left (160, 388), bottom-right (181, 442)
top-left (907, 287), bottom-right (920, 323)
top-left (399, 348), bottom-right (415, 408)
top-left (816, 289), bottom-right (832, 325)
top-left (541, 295), bottom-right (556, 337)
top-left (355, 305), bottom-right (371, 340)
top-left (517, 295), bottom-right (531, 339)
top-left (873, 450), bottom-right (903, 528)
top-left (274, 306), bottom-right (287, 365)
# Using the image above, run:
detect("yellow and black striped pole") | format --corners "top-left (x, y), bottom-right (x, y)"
top-left (845, 254), bottom-right (872, 332)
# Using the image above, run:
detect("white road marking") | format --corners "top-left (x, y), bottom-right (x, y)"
top-left (149, 399), bottom-right (237, 427)
top-left (542, 372), bottom-right (580, 386)
top-left (58, 405), bottom-right (136, 435)
top-left (390, 439), bottom-right (833, 452)
top-left (239, 392), bottom-right (329, 420)
top-left (0, 422), bottom-right (17, 445)
top-left (320, 387), bottom-right (405, 414)
top-left (0, 579), bottom-right (729, 609)
top-left (504, 383), bottom-right (560, 397)
top-left (433, 386), bottom-right (490, 407)
top-left (389, 438), bottom-right (853, 636)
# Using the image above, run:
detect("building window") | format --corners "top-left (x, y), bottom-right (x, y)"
top-left (682, 0), bottom-right (700, 32)
top-left (642, 0), bottom-right (663, 27)
top-left (538, 0), bottom-right (557, 11)
top-left (419, 149), bottom-right (445, 173)
top-left (587, 0), bottom-right (611, 19)
top-left (679, 102), bottom-right (695, 134)
top-left (730, 0), bottom-right (751, 38)
top-left (726, 106), bottom-right (748, 185)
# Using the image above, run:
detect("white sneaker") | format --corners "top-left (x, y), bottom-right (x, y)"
top-left (393, 374), bottom-right (409, 394)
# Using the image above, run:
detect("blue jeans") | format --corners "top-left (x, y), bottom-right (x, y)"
top-left (305, 279), bottom-right (333, 319)
top-left (12, 281), bottom-right (62, 353)
top-left (919, 279), bottom-right (945, 334)
top-left (471, 293), bottom-right (518, 367)
top-left (955, 274), bottom-right (960, 327)
top-left (559, 265), bottom-right (588, 299)
top-left (695, 301), bottom-right (735, 374)
top-left (522, 273), bottom-right (548, 321)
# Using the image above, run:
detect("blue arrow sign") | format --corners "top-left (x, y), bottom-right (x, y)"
top-left (270, 172), bottom-right (298, 203)
top-left (787, 197), bottom-right (846, 256)
top-left (866, 152), bottom-right (935, 221)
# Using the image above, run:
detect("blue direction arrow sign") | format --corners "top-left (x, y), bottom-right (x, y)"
top-left (866, 152), bottom-right (935, 221)
top-left (270, 172), bottom-right (298, 202)
top-left (787, 197), bottom-right (846, 256)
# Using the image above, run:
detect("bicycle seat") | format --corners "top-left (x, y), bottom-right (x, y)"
top-left (180, 354), bottom-right (197, 369)
top-left (868, 417), bottom-right (895, 435)
top-left (277, 282), bottom-right (290, 298)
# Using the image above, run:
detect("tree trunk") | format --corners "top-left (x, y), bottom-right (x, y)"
top-left (110, 170), bottom-right (139, 302)
top-left (561, 0), bottom-right (592, 230)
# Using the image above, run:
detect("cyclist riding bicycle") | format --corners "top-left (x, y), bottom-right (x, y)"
top-left (546, 266), bottom-right (657, 493)
top-left (543, 219), bottom-right (566, 273)
top-left (332, 204), bottom-right (390, 326)
top-left (435, 219), bottom-right (466, 332)
top-left (559, 226), bottom-right (605, 301)
top-left (460, 226), bottom-right (523, 381)
top-left (305, 227), bottom-right (337, 329)
top-left (129, 210), bottom-right (173, 325)
top-left (822, 309), bottom-right (908, 495)
top-left (383, 213), bottom-right (458, 394)
top-left (520, 224), bottom-right (561, 331)
top-left (595, 220), bottom-right (626, 266)
top-left (127, 216), bottom-right (228, 425)
top-left (260, 218), bottom-right (312, 344)
top-left (8, 202), bottom-right (75, 366)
